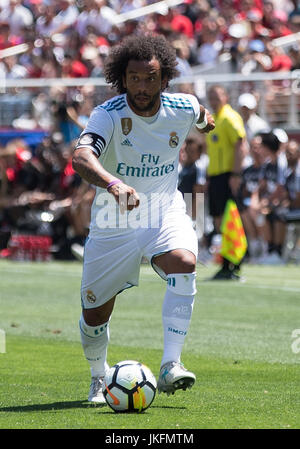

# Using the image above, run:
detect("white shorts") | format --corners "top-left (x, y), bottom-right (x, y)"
top-left (80, 196), bottom-right (198, 309)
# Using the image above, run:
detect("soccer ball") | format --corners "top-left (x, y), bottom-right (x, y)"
top-left (102, 360), bottom-right (157, 413)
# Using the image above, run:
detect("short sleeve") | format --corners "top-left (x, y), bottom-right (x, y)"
top-left (225, 112), bottom-right (246, 145)
top-left (185, 94), bottom-right (201, 125)
top-left (76, 106), bottom-right (114, 157)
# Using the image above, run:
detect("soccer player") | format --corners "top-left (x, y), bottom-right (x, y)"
top-left (72, 34), bottom-right (215, 403)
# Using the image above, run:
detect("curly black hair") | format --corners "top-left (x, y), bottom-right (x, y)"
top-left (103, 34), bottom-right (179, 94)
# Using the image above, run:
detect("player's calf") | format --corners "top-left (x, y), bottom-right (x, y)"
top-left (159, 272), bottom-right (197, 394)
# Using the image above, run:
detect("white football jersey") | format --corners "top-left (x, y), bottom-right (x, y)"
top-left (76, 92), bottom-right (200, 235)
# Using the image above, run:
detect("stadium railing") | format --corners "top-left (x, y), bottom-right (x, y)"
top-left (1, 70), bottom-right (300, 131)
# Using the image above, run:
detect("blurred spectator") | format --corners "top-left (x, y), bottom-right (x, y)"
top-left (172, 38), bottom-right (193, 77)
top-left (260, 41), bottom-right (293, 72)
top-left (261, 42), bottom-right (293, 125)
top-left (237, 92), bottom-right (270, 140)
top-left (0, 135), bottom-right (92, 259)
top-left (61, 53), bottom-right (89, 78)
top-left (0, 20), bottom-right (16, 49)
top-left (76, 0), bottom-right (116, 38)
top-left (51, 95), bottom-right (85, 143)
top-left (196, 16), bottom-right (223, 65)
top-left (284, 139), bottom-right (300, 210)
top-left (273, 127), bottom-right (289, 171)
top-left (289, 5), bottom-right (300, 33)
top-left (0, 0), bottom-right (34, 35)
top-left (261, 0), bottom-right (293, 38)
top-left (0, 54), bottom-right (28, 79)
top-left (256, 131), bottom-right (289, 264)
top-left (240, 39), bottom-right (270, 75)
top-left (178, 134), bottom-right (207, 219)
top-left (48, 0), bottom-right (79, 37)
top-left (156, 6), bottom-right (194, 39)
top-left (35, 3), bottom-right (57, 37)
top-left (238, 134), bottom-right (267, 260)
top-left (288, 43), bottom-right (300, 70)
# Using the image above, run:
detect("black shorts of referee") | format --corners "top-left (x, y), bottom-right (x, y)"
top-left (208, 172), bottom-right (243, 217)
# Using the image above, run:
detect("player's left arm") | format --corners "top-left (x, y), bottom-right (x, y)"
top-left (195, 105), bottom-right (215, 134)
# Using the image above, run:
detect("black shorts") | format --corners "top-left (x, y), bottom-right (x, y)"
top-left (208, 172), bottom-right (233, 217)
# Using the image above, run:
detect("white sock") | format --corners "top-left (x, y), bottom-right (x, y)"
top-left (161, 274), bottom-right (195, 367)
top-left (79, 314), bottom-right (110, 378)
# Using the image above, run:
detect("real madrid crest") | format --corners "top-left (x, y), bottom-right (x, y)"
top-left (121, 118), bottom-right (132, 135)
top-left (169, 132), bottom-right (179, 148)
top-left (86, 289), bottom-right (97, 304)
top-left (78, 134), bottom-right (94, 145)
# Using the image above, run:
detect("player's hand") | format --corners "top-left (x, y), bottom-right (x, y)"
top-left (197, 107), bottom-right (215, 133)
top-left (108, 182), bottom-right (140, 213)
top-left (203, 109), bottom-right (215, 132)
top-left (229, 174), bottom-right (241, 196)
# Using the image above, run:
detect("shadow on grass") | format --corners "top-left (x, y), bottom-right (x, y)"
top-left (0, 400), bottom-right (96, 413)
top-left (0, 402), bottom-right (186, 413)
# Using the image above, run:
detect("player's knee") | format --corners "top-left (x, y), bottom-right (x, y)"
top-left (157, 250), bottom-right (196, 274)
top-left (83, 296), bottom-right (116, 326)
top-left (176, 252), bottom-right (196, 273)
top-left (167, 272), bottom-right (197, 296)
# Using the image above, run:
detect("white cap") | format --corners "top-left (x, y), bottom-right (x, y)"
top-left (238, 93), bottom-right (257, 110)
top-left (273, 128), bottom-right (288, 143)
top-left (228, 23), bottom-right (249, 38)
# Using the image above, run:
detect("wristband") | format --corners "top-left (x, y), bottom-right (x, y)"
top-left (107, 179), bottom-right (122, 191)
top-left (196, 110), bottom-right (208, 130)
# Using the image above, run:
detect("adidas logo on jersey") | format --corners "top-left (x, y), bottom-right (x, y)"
top-left (121, 138), bottom-right (133, 147)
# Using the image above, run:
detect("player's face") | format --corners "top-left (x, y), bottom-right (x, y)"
top-left (123, 58), bottom-right (167, 116)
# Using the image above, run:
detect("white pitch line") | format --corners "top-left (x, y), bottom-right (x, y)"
top-left (202, 280), bottom-right (300, 293)
top-left (244, 283), bottom-right (300, 293)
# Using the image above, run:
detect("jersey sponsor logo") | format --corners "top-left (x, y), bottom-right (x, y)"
top-left (121, 118), bottom-right (132, 135)
top-left (116, 153), bottom-right (175, 177)
top-left (169, 132), bottom-right (179, 148)
top-left (116, 162), bottom-right (174, 177)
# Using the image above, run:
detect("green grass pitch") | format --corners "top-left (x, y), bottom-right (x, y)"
top-left (0, 260), bottom-right (299, 429)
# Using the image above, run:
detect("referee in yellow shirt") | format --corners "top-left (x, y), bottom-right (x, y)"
top-left (206, 85), bottom-right (248, 280)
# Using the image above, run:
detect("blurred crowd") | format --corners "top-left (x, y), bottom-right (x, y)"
top-left (178, 120), bottom-right (300, 266)
top-left (0, 0), bottom-right (300, 262)
top-left (1, 0), bottom-right (300, 82)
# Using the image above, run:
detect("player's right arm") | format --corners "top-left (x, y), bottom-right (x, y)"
top-left (72, 106), bottom-right (139, 212)
top-left (72, 147), bottom-right (139, 212)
